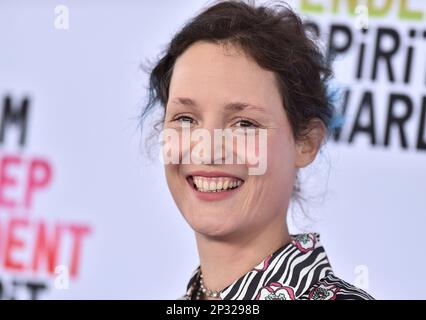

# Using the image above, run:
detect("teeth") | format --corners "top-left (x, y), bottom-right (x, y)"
top-left (223, 180), bottom-right (229, 190)
top-left (217, 180), bottom-right (223, 190)
top-left (191, 176), bottom-right (243, 193)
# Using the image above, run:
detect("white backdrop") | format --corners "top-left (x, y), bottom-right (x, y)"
top-left (0, 0), bottom-right (425, 299)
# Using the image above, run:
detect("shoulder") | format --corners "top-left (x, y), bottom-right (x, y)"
top-left (301, 273), bottom-right (374, 300)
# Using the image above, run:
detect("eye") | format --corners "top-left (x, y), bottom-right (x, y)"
top-left (234, 119), bottom-right (259, 128)
top-left (172, 115), bottom-right (196, 124)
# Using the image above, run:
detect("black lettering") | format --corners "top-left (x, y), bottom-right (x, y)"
top-left (0, 95), bottom-right (30, 146)
top-left (349, 91), bottom-right (376, 146)
top-left (372, 28), bottom-right (400, 82)
top-left (327, 24), bottom-right (352, 66)
top-left (416, 96), bottom-right (426, 150)
top-left (404, 29), bottom-right (416, 83)
top-left (356, 28), bottom-right (368, 79)
top-left (384, 93), bottom-right (413, 149)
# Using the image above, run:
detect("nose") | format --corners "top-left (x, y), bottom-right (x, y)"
top-left (190, 118), bottom-right (228, 165)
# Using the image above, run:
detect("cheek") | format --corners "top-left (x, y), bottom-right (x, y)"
top-left (164, 164), bottom-right (181, 191)
top-left (265, 129), bottom-right (297, 189)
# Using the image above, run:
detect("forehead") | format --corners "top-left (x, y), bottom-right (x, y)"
top-left (169, 41), bottom-right (281, 107)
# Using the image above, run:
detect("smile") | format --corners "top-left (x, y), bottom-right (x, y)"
top-left (189, 176), bottom-right (243, 192)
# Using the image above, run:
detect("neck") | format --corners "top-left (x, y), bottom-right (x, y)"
top-left (195, 219), bottom-right (291, 296)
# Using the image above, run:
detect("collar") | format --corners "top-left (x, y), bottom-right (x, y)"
top-left (184, 233), bottom-right (333, 300)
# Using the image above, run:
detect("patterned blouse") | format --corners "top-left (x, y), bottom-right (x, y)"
top-left (182, 233), bottom-right (374, 300)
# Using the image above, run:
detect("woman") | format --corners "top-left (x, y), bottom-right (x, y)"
top-left (142, 0), bottom-right (373, 300)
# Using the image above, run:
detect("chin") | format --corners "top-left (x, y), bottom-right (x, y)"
top-left (184, 208), bottom-right (241, 238)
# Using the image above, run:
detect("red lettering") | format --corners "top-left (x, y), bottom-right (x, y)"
top-left (4, 217), bottom-right (29, 271)
top-left (68, 225), bottom-right (91, 278)
top-left (32, 221), bottom-right (62, 275)
top-left (0, 155), bottom-right (21, 209)
top-left (25, 158), bottom-right (52, 209)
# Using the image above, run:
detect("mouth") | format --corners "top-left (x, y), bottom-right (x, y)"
top-left (186, 174), bottom-right (245, 193)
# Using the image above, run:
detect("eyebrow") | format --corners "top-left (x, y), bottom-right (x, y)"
top-left (170, 97), bottom-right (267, 113)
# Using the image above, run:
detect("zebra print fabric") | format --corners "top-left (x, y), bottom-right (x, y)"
top-left (182, 233), bottom-right (374, 300)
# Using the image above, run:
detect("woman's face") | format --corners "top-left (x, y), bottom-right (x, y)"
top-left (163, 41), bottom-right (300, 239)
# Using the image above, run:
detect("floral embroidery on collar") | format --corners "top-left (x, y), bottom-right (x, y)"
top-left (307, 283), bottom-right (340, 300)
top-left (255, 283), bottom-right (296, 300)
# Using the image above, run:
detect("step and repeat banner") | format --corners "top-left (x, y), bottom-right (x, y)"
top-left (0, 0), bottom-right (425, 299)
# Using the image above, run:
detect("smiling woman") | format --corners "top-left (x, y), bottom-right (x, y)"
top-left (141, 0), bottom-right (373, 300)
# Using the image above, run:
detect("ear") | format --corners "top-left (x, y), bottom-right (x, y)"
top-left (295, 119), bottom-right (326, 168)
